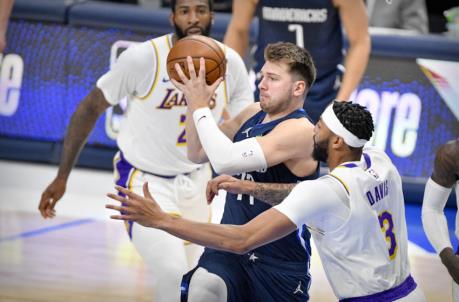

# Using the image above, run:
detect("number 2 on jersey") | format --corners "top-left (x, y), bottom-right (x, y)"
top-left (177, 114), bottom-right (186, 145)
top-left (378, 211), bottom-right (398, 260)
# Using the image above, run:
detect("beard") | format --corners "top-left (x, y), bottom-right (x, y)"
top-left (312, 136), bottom-right (328, 163)
top-left (174, 23), bottom-right (212, 39)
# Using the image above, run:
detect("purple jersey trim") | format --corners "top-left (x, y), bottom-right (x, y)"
top-left (340, 275), bottom-right (416, 302)
top-left (115, 151), bottom-right (135, 238)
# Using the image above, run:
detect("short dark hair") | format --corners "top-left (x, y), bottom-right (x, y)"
top-left (333, 101), bottom-right (374, 141)
top-left (170, 0), bottom-right (214, 12)
top-left (264, 42), bottom-right (316, 90)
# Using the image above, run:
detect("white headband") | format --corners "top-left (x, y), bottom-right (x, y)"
top-left (321, 105), bottom-right (368, 148)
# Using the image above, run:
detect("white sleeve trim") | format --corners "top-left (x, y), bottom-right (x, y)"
top-left (421, 177), bottom-right (453, 254)
top-left (275, 179), bottom-right (349, 233)
top-left (193, 107), bottom-right (267, 175)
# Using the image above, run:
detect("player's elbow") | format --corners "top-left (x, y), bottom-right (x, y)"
top-left (212, 160), bottom-right (236, 175)
top-left (187, 149), bottom-right (207, 164)
top-left (225, 239), bottom-right (252, 255)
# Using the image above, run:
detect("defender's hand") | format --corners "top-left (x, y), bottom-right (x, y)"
top-left (440, 247), bottom-right (459, 284)
top-left (206, 175), bottom-right (254, 204)
top-left (39, 177), bottom-right (67, 219)
top-left (106, 182), bottom-right (167, 229)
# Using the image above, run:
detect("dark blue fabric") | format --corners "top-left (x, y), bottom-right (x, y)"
top-left (253, 0), bottom-right (343, 123)
top-left (182, 109), bottom-right (318, 301)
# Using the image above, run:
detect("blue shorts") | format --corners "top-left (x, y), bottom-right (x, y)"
top-left (181, 249), bottom-right (310, 302)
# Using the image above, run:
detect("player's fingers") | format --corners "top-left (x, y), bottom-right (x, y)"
top-left (207, 191), bottom-right (216, 205)
top-left (110, 214), bottom-right (132, 221)
top-left (143, 182), bottom-right (154, 200)
top-left (186, 56), bottom-right (197, 80)
top-left (105, 204), bottom-right (128, 213)
top-left (170, 78), bottom-right (185, 91)
top-left (107, 192), bottom-right (129, 205)
top-left (114, 185), bottom-right (139, 199)
top-left (198, 57), bottom-right (206, 80)
top-left (209, 77), bottom-right (223, 92)
top-left (175, 63), bottom-right (189, 83)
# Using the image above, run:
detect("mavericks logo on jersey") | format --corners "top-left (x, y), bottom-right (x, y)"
top-left (262, 7), bottom-right (327, 23)
top-left (157, 88), bottom-right (216, 110)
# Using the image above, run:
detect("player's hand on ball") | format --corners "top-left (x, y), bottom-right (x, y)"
top-left (171, 56), bottom-right (223, 111)
top-left (106, 182), bottom-right (166, 228)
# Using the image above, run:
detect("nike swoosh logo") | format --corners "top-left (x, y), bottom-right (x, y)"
top-left (162, 77), bottom-right (170, 83)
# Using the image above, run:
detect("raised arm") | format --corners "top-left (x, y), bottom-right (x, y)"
top-left (223, 0), bottom-right (257, 58)
top-left (422, 139), bottom-right (459, 283)
top-left (39, 88), bottom-right (110, 218)
top-left (334, 0), bottom-right (371, 101)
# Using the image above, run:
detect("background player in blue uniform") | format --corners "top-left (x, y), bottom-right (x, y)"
top-left (171, 42), bottom-right (319, 301)
top-left (224, 0), bottom-right (371, 123)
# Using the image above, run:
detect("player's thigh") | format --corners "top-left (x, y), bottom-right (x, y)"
top-left (176, 166), bottom-right (211, 223)
top-left (131, 222), bottom-right (188, 274)
top-left (244, 258), bottom-right (310, 302)
top-left (188, 268), bottom-right (227, 302)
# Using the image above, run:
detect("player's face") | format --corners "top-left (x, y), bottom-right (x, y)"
top-left (312, 119), bottom-right (331, 162)
top-left (171, 0), bottom-right (213, 39)
top-left (258, 61), bottom-right (296, 115)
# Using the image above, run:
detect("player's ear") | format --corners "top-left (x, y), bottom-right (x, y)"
top-left (292, 80), bottom-right (306, 97)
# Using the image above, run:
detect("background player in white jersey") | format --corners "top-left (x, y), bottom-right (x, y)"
top-left (38, 0), bottom-right (253, 301)
top-left (106, 101), bottom-right (426, 301)
top-left (422, 138), bottom-right (459, 301)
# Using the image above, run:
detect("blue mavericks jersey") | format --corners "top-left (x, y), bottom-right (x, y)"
top-left (220, 109), bottom-right (319, 262)
top-left (254, 0), bottom-right (343, 79)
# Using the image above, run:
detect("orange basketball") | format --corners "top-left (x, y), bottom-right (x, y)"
top-left (167, 35), bottom-right (226, 85)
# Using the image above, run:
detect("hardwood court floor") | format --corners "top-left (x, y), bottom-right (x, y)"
top-left (0, 160), bottom-right (453, 301)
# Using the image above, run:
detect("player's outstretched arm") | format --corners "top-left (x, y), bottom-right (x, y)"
top-left (334, 0), bottom-right (371, 101)
top-left (106, 182), bottom-right (297, 254)
top-left (223, 0), bottom-right (257, 58)
top-left (422, 139), bottom-right (459, 283)
top-left (39, 87), bottom-right (110, 219)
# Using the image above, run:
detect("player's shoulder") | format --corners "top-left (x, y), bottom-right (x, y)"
top-left (437, 139), bottom-right (459, 159)
top-left (116, 38), bottom-right (158, 67)
top-left (276, 115), bottom-right (314, 134)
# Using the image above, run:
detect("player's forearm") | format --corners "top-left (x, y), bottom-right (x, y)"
top-left (336, 36), bottom-right (371, 101)
top-left (247, 182), bottom-right (297, 206)
top-left (224, 27), bottom-right (250, 58)
top-left (159, 215), bottom-right (251, 254)
top-left (185, 108), bottom-right (208, 163)
top-left (0, 0), bottom-right (14, 29)
top-left (57, 89), bottom-right (108, 179)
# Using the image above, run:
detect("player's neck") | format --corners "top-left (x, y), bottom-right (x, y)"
top-left (327, 151), bottom-right (361, 171)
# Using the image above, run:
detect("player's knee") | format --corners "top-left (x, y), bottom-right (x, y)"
top-left (188, 268), bottom-right (227, 302)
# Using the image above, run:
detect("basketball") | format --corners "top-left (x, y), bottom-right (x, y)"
top-left (166, 35), bottom-right (226, 85)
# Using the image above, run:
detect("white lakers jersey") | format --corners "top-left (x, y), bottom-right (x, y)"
top-left (96, 34), bottom-right (253, 175)
top-left (314, 147), bottom-right (411, 299)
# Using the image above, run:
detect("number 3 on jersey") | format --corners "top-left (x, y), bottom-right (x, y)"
top-left (177, 114), bottom-right (186, 145)
top-left (378, 211), bottom-right (398, 260)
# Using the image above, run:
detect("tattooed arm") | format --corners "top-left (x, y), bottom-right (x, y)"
top-left (39, 87), bottom-right (111, 218)
top-left (207, 175), bottom-right (297, 206)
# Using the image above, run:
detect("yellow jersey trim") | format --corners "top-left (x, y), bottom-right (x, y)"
top-left (329, 173), bottom-right (350, 194)
top-left (138, 39), bottom-right (160, 100)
